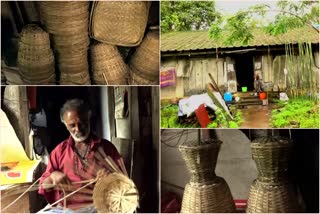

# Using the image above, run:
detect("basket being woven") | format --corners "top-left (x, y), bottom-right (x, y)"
top-left (130, 30), bottom-right (159, 77)
top-left (90, 1), bottom-right (150, 46)
top-left (179, 141), bottom-right (222, 184)
top-left (91, 43), bottom-right (129, 85)
top-left (246, 179), bottom-right (301, 213)
top-left (251, 137), bottom-right (292, 182)
top-left (93, 173), bottom-right (139, 213)
top-left (181, 177), bottom-right (236, 213)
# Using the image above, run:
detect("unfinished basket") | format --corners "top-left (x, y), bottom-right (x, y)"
top-left (130, 30), bottom-right (159, 78)
top-left (246, 179), bottom-right (301, 213)
top-left (179, 140), bottom-right (222, 184)
top-left (251, 137), bottom-right (292, 182)
top-left (91, 43), bottom-right (129, 85)
top-left (93, 173), bottom-right (139, 213)
top-left (181, 177), bottom-right (236, 213)
top-left (90, 1), bottom-right (150, 46)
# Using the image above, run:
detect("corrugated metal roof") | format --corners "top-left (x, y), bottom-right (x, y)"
top-left (161, 27), bottom-right (319, 52)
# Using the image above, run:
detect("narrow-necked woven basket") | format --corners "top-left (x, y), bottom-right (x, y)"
top-left (91, 43), bottom-right (129, 85)
top-left (179, 140), bottom-right (222, 184)
top-left (130, 30), bottom-right (159, 78)
top-left (251, 137), bottom-right (292, 182)
top-left (90, 1), bottom-right (150, 46)
top-left (181, 177), bottom-right (236, 213)
top-left (93, 173), bottom-right (139, 213)
top-left (246, 179), bottom-right (301, 213)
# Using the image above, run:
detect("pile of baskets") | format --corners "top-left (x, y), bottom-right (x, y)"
top-left (17, 24), bottom-right (55, 85)
top-left (39, 2), bottom-right (91, 85)
top-left (179, 140), bottom-right (236, 213)
top-left (246, 137), bottom-right (302, 213)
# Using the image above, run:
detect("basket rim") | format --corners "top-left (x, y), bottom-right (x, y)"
top-left (179, 140), bottom-right (222, 149)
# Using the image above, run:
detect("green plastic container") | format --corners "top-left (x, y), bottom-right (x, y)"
top-left (242, 87), bottom-right (248, 92)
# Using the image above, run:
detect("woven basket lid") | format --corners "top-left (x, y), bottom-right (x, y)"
top-left (93, 173), bottom-right (139, 213)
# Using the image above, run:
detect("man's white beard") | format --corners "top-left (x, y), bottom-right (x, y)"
top-left (71, 127), bottom-right (90, 143)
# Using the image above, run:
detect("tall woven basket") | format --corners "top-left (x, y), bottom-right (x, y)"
top-left (90, 43), bottom-right (129, 85)
top-left (246, 137), bottom-right (302, 213)
top-left (179, 140), bottom-right (236, 213)
top-left (90, 1), bottom-right (150, 46)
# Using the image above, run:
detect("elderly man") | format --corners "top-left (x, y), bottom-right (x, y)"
top-left (38, 99), bottom-right (121, 212)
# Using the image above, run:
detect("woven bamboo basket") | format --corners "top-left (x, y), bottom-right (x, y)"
top-left (60, 71), bottom-right (91, 85)
top-left (93, 173), bottom-right (139, 213)
top-left (91, 43), bottom-right (129, 85)
top-left (179, 140), bottom-right (222, 184)
top-left (129, 67), bottom-right (158, 85)
top-left (246, 179), bottom-right (301, 213)
top-left (181, 177), bottom-right (236, 213)
top-left (90, 1), bottom-right (150, 46)
top-left (251, 137), bottom-right (292, 182)
top-left (19, 24), bottom-right (50, 46)
top-left (130, 30), bottom-right (159, 77)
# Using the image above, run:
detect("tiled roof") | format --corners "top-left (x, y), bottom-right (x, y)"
top-left (161, 27), bottom-right (319, 52)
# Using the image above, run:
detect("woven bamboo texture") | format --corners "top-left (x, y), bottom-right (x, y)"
top-left (90, 1), bottom-right (150, 46)
top-left (179, 141), bottom-right (222, 183)
top-left (130, 30), bottom-right (159, 78)
top-left (251, 137), bottom-right (292, 182)
top-left (17, 24), bottom-right (56, 84)
top-left (93, 173), bottom-right (139, 213)
top-left (246, 179), bottom-right (300, 213)
top-left (39, 1), bottom-right (90, 85)
top-left (129, 67), bottom-right (158, 85)
top-left (90, 43), bottom-right (129, 85)
top-left (181, 177), bottom-right (236, 213)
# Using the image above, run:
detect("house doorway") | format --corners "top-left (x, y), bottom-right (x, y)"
top-left (235, 54), bottom-right (254, 91)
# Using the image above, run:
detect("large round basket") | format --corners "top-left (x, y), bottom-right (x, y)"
top-left (179, 140), bottom-right (222, 183)
top-left (90, 1), bottom-right (150, 46)
top-left (129, 67), bottom-right (158, 85)
top-left (130, 30), bottom-right (159, 78)
top-left (181, 176), bottom-right (235, 213)
top-left (251, 137), bottom-right (292, 182)
top-left (246, 179), bottom-right (301, 213)
top-left (93, 173), bottom-right (139, 213)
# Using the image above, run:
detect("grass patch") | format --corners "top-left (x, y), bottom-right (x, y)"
top-left (271, 97), bottom-right (319, 128)
top-left (161, 104), bottom-right (243, 128)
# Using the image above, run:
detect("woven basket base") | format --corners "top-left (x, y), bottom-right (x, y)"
top-left (246, 179), bottom-right (301, 213)
top-left (181, 176), bottom-right (236, 213)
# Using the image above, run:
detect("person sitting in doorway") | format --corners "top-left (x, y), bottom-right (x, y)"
top-left (38, 99), bottom-right (122, 213)
top-left (255, 75), bottom-right (263, 93)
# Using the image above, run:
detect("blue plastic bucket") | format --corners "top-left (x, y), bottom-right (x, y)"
top-left (224, 92), bottom-right (232, 102)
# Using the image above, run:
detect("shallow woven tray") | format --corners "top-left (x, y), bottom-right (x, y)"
top-left (181, 176), bottom-right (235, 213)
top-left (90, 1), bottom-right (150, 46)
top-left (251, 137), bottom-right (292, 182)
top-left (130, 30), bottom-right (159, 77)
top-left (93, 173), bottom-right (139, 213)
top-left (179, 141), bottom-right (222, 183)
top-left (246, 179), bottom-right (301, 213)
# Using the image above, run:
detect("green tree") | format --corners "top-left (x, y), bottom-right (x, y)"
top-left (209, 1), bottom-right (319, 45)
top-left (161, 1), bottom-right (220, 33)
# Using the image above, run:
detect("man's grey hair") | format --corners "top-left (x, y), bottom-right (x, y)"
top-left (60, 99), bottom-right (91, 122)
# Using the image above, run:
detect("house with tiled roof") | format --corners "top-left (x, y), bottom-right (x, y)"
top-left (160, 27), bottom-right (319, 99)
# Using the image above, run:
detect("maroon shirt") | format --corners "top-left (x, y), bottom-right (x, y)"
top-left (38, 134), bottom-right (121, 207)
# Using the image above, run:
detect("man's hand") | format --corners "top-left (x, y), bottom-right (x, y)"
top-left (50, 171), bottom-right (71, 185)
top-left (96, 168), bottom-right (109, 180)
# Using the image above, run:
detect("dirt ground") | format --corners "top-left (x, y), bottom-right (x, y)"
top-left (239, 104), bottom-right (275, 128)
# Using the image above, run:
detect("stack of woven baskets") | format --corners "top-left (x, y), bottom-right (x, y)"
top-left (89, 1), bottom-right (159, 85)
top-left (17, 24), bottom-right (55, 85)
top-left (39, 2), bottom-right (91, 85)
top-left (246, 137), bottom-right (302, 213)
top-left (179, 141), bottom-right (236, 213)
